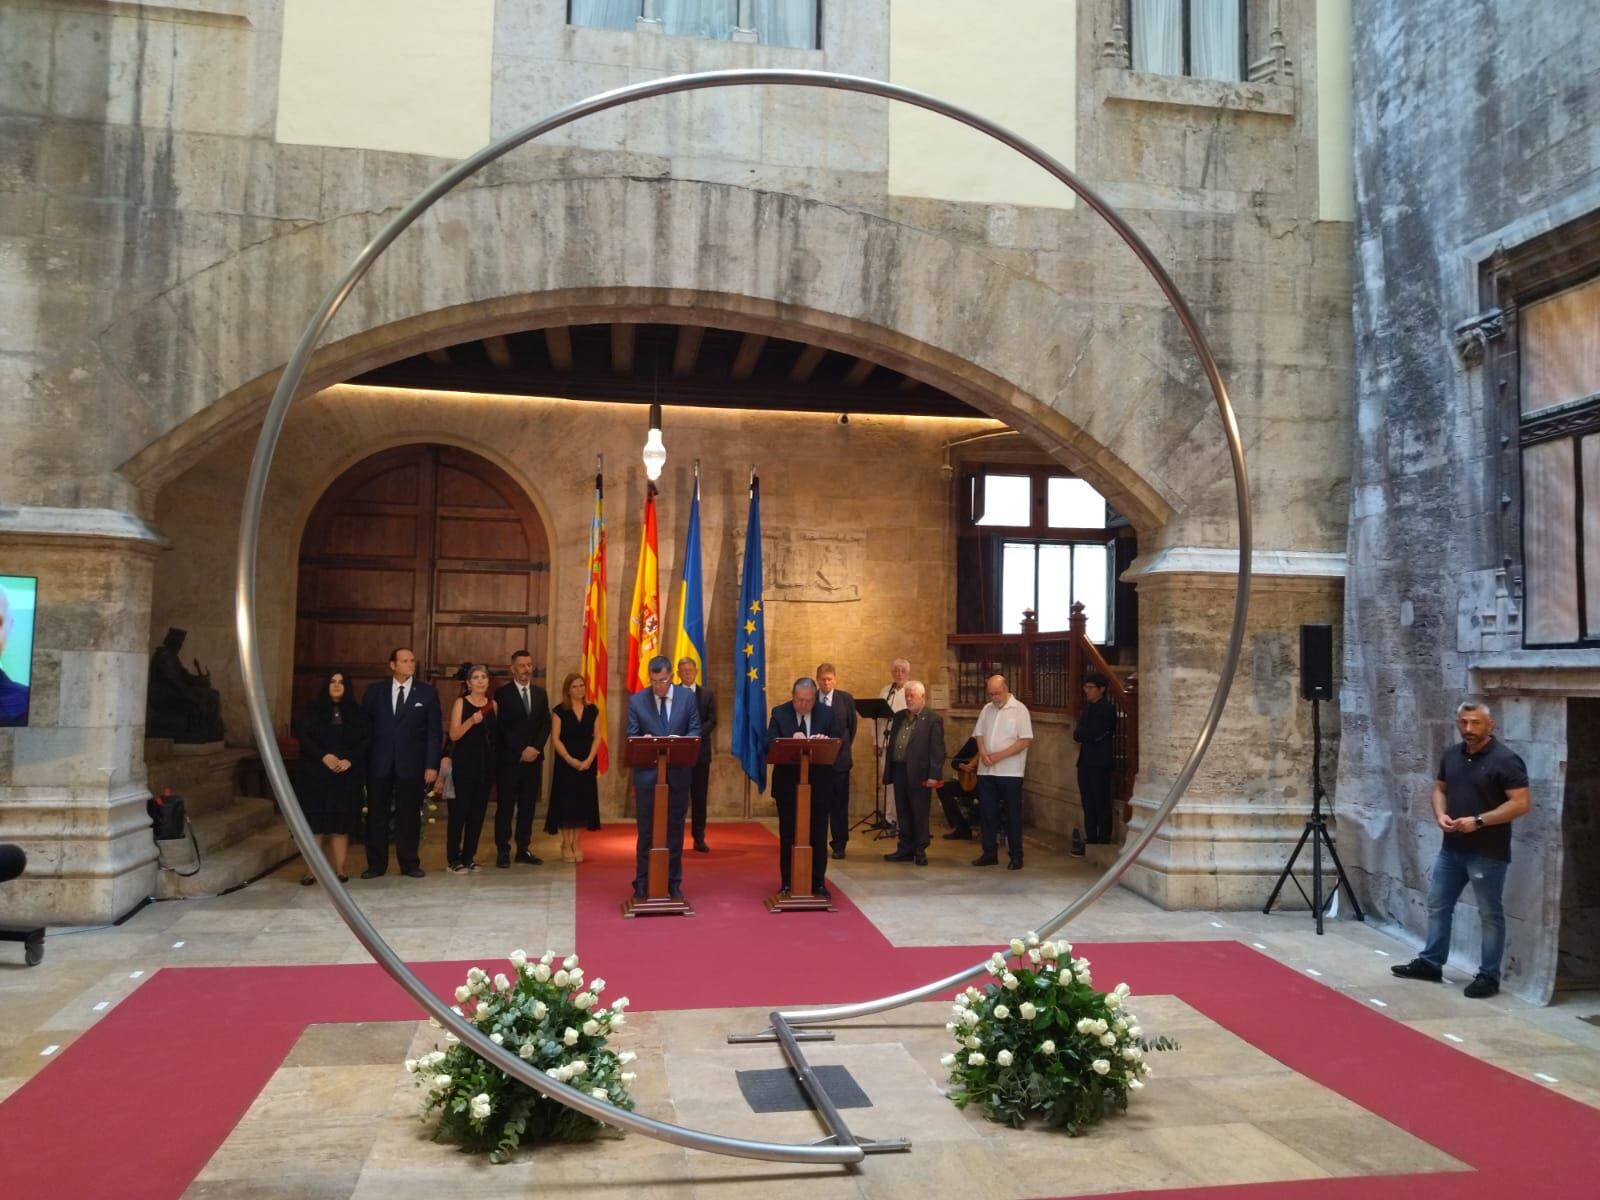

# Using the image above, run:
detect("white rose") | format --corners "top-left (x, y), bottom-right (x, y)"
top-left (490, 1032), bottom-right (504, 1045)
top-left (469, 1093), bottom-right (491, 1120)
top-left (984, 960), bottom-right (1002, 977)
top-left (1113, 1018), bottom-right (1127, 1033)
top-left (610, 1012), bottom-right (626, 1028)
top-left (583, 1019), bottom-right (601, 1036)
top-left (945, 1022), bottom-right (957, 1033)
top-left (591, 1087), bottom-right (609, 1100)
top-left (1019, 1002), bottom-right (1037, 1020)
top-left (518, 1043), bottom-right (535, 1059)
top-left (1028, 949), bottom-right (1042, 965)
top-left (1041, 1040), bottom-right (1056, 1056)
top-left (1128, 1026), bottom-right (1142, 1039)
top-left (621, 1072), bottom-right (637, 1083)
top-left (1059, 942), bottom-right (1073, 956)
top-left (1105, 993), bottom-right (1122, 1010)
top-left (476, 1005), bottom-right (494, 1024)
top-left (570, 1060), bottom-right (589, 1076)
top-left (1075, 971), bottom-right (1092, 986)
top-left (555, 1064), bottom-right (574, 1082)
top-left (997, 1050), bottom-right (1014, 1067)
top-left (564, 954), bottom-right (580, 969)
top-left (433, 1074), bottom-right (452, 1088)
top-left (954, 994), bottom-right (970, 1009)
top-left (612, 997), bottom-right (630, 1011)
top-left (569, 969), bottom-right (585, 988)
top-left (493, 973), bottom-right (511, 993)
top-left (1025, 931), bottom-right (1039, 947)
top-left (1122, 1047), bottom-right (1142, 1061)
top-left (404, 1058), bottom-right (418, 1073)
top-left (1129, 1078), bottom-right (1145, 1090)
top-left (553, 970), bottom-right (570, 988)
top-left (994, 1004), bottom-right (1010, 1020)
top-left (1114, 983), bottom-right (1131, 998)
top-left (1100, 1032), bottom-right (1117, 1047)
top-left (1094, 1020), bottom-right (1109, 1036)
top-left (960, 1009), bottom-right (980, 1027)
top-left (522, 962), bottom-right (538, 978)
top-left (454, 985), bottom-right (473, 1003)
top-left (573, 992), bottom-right (595, 1012)
top-left (563, 1027), bottom-right (579, 1046)
top-left (965, 1035), bottom-right (981, 1049)
top-left (1009, 938), bottom-right (1026, 955)
top-left (1040, 942), bottom-right (1059, 960)
top-left (450, 1005), bottom-right (463, 1016)
top-left (533, 1000), bottom-right (548, 1019)
top-left (591, 977), bottom-right (606, 994)
top-left (533, 964), bottom-right (551, 983)
top-left (967, 1052), bottom-right (986, 1067)
top-left (467, 967), bottom-right (486, 984)
top-left (1002, 973), bottom-right (1019, 991)
top-left (1141, 1063), bottom-right (1153, 1076)
top-left (541, 950), bottom-right (556, 964)
top-left (966, 986), bottom-right (981, 1000)
top-left (544, 1067), bottom-right (561, 1078)
top-left (1092, 1059), bottom-right (1111, 1075)
top-left (509, 949), bottom-right (527, 967)
top-left (619, 1051), bottom-right (637, 1065)
top-left (940, 1053), bottom-right (956, 1067)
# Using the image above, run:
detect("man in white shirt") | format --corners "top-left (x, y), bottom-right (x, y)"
top-left (972, 674), bottom-right (1033, 870)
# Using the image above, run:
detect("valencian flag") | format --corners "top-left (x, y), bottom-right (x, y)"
top-left (626, 483), bottom-right (662, 692)
top-left (670, 467), bottom-right (707, 684)
top-left (580, 471), bottom-right (609, 774)
top-left (731, 475), bottom-right (767, 792)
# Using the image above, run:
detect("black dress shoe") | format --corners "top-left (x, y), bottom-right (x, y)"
top-left (669, 888), bottom-right (685, 901)
top-left (815, 886), bottom-right (831, 899)
top-left (943, 830), bottom-right (973, 840)
top-left (1390, 959), bottom-right (1443, 982)
top-left (631, 888), bottom-right (647, 901)
top-left (693, 841), bottom-right (710, 853)
top-left (402, 866), bottom-right (426, 879)
top-left (971, 855), bottom-right (998, 867)
top-left (914, 853), bottom-right (928, 866)
top-left (515, 850), bottom-right (541, 865)
top-left (830, 849), bottom-right (845, 860)
top-left (1007, 861), bottom-right (1023, 871)
top-left (496, 850), bottom-right (511, 868)
top-left (300, 875), bottom-right (315, 886)
top-left (336, 873), bottom-right (349, 883)
top-left (883, 850), bottom-right (914, 862)
top-left (360, 867), bottom-right (385, 880)
top-left (1464, 974), bottom-right (1499, 999)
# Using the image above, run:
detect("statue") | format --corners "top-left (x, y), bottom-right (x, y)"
top-left (147, 627), bottom-right (224, 744)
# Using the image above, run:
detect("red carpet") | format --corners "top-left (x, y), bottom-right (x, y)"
top-left (1, 822), bottom-right (1598, 1200)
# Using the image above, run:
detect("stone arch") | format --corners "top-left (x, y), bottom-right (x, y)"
top-left (105, 175), bottom-right (1218, 539)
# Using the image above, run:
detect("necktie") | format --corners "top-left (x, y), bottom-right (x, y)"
top-left (394, 684), bottom-right (404, 715)
top-left (802, 715), bottom-right (809, 737)
top-left (657, 695), bottom-right (666, 726)
top-left (520, 685), bottom-right (530, 714)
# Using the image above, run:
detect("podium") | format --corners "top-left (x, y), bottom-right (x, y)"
top-left (767, 736), bottom-right (840, 913)
top-left (621, 735), bottom-right (700, 918)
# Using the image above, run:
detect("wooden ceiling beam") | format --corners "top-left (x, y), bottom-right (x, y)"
top-left (544, 326), bottom-right (573, 371)
top-left (730, 333), bottom-right (767, 381)
top-left (610, 324), bottom-right (636, 375)
top-left (842, 357), bottom-right (876, 387)
top-left (483, 335), bottom-right (513, 369)
top-left (788, 343), bottom-right (826, 383)
top-left (425, 348), bottom-right (451, 366)
top-left (671, 325), bottom-right (704, 377)
top-left (897, 372), bottom-right (923, 391)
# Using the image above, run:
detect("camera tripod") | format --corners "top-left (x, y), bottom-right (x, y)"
top-left (1263, 696), bottom-right (1365, 935)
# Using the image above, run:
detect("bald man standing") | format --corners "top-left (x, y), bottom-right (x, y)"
top-left (973, 674), bottom-right (1032, 871)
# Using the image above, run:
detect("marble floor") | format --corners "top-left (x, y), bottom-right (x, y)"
top-left (5, 819), bottom-right (1600, 1198)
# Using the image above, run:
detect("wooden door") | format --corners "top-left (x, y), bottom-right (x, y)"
top-left (293, 445), bottom-right (549, 714)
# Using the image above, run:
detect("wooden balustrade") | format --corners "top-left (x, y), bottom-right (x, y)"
top-left (947, 602), bottom-right (1139, 820)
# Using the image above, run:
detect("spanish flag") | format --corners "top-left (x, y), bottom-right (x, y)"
top-left (580, 472), bottom-right (609, 774)
top-left (626, 483), bottom-right (661, 693)
top-left (670, 468), bottom-right (707, 684)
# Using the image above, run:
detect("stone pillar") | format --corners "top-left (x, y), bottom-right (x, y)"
top-left (0, 508), bottom-right (166, 924)
top-left (1119, 550), bottom-right (1345, 910)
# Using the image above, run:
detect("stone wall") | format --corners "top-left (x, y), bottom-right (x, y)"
top-left (1339, 0), bottom-right (1600, 1001)
top-left (149, 383), bottom-right (996, 818)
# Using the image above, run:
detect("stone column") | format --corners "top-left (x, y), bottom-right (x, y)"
top-left (0, 508), bottom-right (166, 924)
top-left (1119, 550), bottom-right (1345, 910)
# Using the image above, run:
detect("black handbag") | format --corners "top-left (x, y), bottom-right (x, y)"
top-left (149, 788), bottom-right (202, 876)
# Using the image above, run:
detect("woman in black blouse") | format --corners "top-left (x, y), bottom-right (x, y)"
top-left (546, 672), bottom-right (601, 862)
top-left (445, 664), bottom-right (497, 873)
top-left (293, 668), bottom-right (369, 884)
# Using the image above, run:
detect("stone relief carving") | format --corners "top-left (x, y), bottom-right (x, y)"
top-left (748, 530), bottom-right (865, 603)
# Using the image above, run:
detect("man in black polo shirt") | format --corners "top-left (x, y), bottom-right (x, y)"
top-left (1391, 701), bottom-right (1530, 998)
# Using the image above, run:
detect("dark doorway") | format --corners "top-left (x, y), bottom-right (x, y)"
top-left (293, 444), bottom-right (549, 711)
top-left (1558, 698), bottom-right (1600, 989)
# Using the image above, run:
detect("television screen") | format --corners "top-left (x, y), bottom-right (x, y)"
top-left (0, 575), bottom-right (37, 728)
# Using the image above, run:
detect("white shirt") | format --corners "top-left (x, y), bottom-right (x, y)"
top-left (974, 696), bottom-right (1033, 777)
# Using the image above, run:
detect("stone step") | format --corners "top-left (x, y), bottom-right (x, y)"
top-left (187, 794), bottom-right (283, 855)
top-left (146, 746), bottom-right (259, 811)
top-left (155, 825), bottom-right (302, 900)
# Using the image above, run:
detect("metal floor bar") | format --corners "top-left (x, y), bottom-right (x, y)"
top-left (767, 1012), bottom-right (911, 1157)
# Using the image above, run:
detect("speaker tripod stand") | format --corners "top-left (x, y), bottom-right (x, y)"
top-left (1263, 696), bottom-right (1365, 935)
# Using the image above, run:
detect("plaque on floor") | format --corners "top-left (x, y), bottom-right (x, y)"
top-left (735, 1066), bottom-right (872, 1114)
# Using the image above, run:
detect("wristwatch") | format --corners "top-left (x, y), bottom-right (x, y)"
top-left (1474, 815), bottom-right (1485, 829)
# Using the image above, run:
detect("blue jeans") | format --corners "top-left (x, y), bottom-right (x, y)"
top-left (1419, 844), bottom-right (1508, 981)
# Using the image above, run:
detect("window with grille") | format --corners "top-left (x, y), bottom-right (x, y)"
top-left (1127, 0), bottom-right (1247, 82)
top-left (568, 1), bottom-right (819, 49)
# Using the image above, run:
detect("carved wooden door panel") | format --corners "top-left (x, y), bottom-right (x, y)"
top-left (294, 445), bottom-right (548, 715)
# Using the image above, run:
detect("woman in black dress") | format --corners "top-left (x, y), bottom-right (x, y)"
top-left (445, 664), bottom-right (496, 873)
top-left (293, 668), bottom-right (369, 884)
top-left (546, 672), bottom-right (601, 862)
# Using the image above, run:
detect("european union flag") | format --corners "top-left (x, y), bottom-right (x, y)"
top-left (732, 475), bottom-right (767, 792)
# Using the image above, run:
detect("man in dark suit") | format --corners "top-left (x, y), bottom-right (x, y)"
top-left (815, 663), bottom-right (858, 860)
top-left (1074, 671), bottom-right (1118, 850)
top-left (676, 657), bottom-right (717, 852)
top-left (492, 649), bottom-right (551, 868)
top-left (624, 655), bottom-right (703, 899)
top-left (767, 677), bottom-right (838, 896)
top-left (881, 680), bottom-right (945, 866)
top-left (360, 647), bottom-right (442, 878)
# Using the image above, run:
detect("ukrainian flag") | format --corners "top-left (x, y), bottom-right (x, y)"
top-left (671, 470), bottom-right (707, 683)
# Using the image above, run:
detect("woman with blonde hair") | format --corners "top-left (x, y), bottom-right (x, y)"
top-left (545, 671), bottom-right (601, 862)
top-left (445, 664), bottom-right (496, 872)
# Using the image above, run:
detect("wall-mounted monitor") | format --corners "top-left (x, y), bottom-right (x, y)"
top-left (0, 575), bottom-right (37, 728)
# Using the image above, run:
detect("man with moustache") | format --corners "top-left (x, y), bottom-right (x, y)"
top-left (767, 677), bottom-right (839, 897)
top-left (814, 663), bottom-right (858, 860)
top-left (492, 650), bottom-right (551, 867)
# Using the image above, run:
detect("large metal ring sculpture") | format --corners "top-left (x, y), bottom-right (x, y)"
top-left (236, 69), bottom-right (1252, 1165)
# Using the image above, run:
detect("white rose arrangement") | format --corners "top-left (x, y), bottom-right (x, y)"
top-left (942, 938), bottom-right (1175, 1133)
top-left (406, 949), bottom-right (636, 1162)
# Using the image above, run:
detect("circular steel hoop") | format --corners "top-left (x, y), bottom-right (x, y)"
top-left (236, 69), bottom-right (1251, 1164)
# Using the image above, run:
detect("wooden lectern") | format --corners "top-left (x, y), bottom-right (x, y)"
top-left (621, 735), bottom-right (700, 918)
top-left (766, 736), bottom-right (840, 913)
